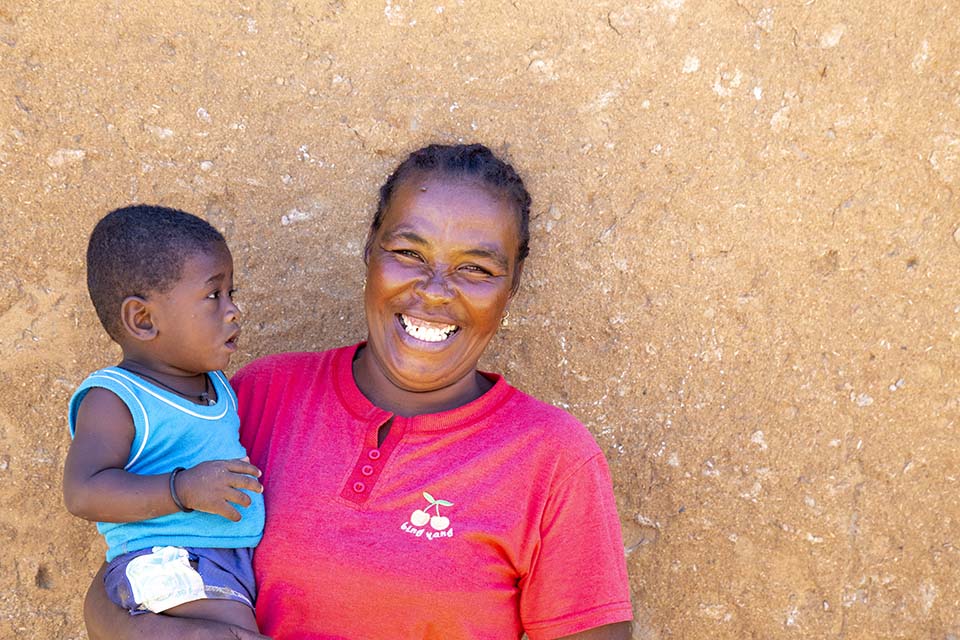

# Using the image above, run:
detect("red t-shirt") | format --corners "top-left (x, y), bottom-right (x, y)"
top-left (233, 344), bottom-right (632, 639)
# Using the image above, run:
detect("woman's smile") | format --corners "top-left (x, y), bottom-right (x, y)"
top-left (397, 313), bottom-right (460, 343)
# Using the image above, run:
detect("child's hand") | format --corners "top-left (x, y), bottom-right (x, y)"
top-left (174, 458), bottom-right (263, 521)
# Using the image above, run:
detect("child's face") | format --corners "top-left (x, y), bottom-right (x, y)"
top-left (145, 243), bottom-right (240, 374)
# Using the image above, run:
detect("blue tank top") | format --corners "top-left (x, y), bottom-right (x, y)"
top-left (68, 367), bottom-right (265, 561)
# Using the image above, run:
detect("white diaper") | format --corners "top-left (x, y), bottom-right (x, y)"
top-left (124, 545), bottom-right (207, 612)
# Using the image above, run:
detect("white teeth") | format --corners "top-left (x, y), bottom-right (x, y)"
top-left (400, 314), bottom-right (458, 343)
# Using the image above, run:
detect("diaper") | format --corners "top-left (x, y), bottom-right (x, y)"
top-left (125, 546), bottom-right (206, 612)
top-left (104, 545), bottom-right (256, 614)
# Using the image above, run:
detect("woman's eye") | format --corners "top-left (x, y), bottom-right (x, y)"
top-left (394, 249), bottom-right (422, 260)
top-left (463, 265), bottom-right (493, 275)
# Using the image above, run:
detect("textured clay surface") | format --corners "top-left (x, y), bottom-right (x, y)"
top-left (2, 1), bottom-right (959, 638)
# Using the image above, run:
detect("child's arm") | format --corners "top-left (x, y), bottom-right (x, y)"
top-left (63, 387), bottom-right (263, 522)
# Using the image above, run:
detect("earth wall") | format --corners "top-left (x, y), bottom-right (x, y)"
top-left (1, 1), bottom-right (959, 638)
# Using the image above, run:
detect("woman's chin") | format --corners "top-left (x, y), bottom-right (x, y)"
top-left (377, 348), bottom-right (478, 396)
top-left (383, 356), bottom-right (467, 393)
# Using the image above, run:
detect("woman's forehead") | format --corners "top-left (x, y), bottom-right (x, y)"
top-left (379, 193), bottom-right (518, 260)
top-left (382, 177), bottom-right (519, 231)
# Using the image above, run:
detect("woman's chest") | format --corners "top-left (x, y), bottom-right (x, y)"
top-left (252, 415), bottom-right (551, 634)
top-left (261, 420), bottom-right (545, 569)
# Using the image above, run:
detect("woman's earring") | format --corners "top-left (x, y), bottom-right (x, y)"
top-left (500, 310), bottom-right (510, 327)
top-left (362, 276), bottom-right (366, 292)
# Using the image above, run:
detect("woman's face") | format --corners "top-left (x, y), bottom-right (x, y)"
top-left (363, 174), bottom-right (521, 395)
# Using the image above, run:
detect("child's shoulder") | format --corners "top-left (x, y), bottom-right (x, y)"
top-left (72, 366), bottom-right (128, 399)
top-left (77, 365), bottom-right (121, 380)
top-left (71, 366), bottom-right (155, 402)
top-left (68, 368), bottom-right (136, 437)
top-left (72, 385), bottom-right (132, 422)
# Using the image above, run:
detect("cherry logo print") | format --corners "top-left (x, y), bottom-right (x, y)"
top-left (411, 491), bottom-right (454, 531)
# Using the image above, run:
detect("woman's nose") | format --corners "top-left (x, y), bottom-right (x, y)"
top-left (415, 270), bottom-right (454, 300)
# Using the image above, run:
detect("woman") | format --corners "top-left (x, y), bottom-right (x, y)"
top-left (84, 144), bottom-right (633, 639)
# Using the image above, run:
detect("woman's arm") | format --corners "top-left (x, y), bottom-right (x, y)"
top-left (559, 621), bottom-right (632, 639)
top-left (84, 563), bottom-right (271, 640)
top-left (520, 452), bottom-right (634, 638)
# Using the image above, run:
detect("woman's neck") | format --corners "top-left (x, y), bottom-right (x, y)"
top-left (351, 345), bottom-right (492, 417)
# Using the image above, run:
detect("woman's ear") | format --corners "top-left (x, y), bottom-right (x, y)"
top-left (509, 259), bottom-right (525, 298)
top-left (120, 296), bottom-right (157, 341)
top-left (363, 232), bottom-right (374, 265)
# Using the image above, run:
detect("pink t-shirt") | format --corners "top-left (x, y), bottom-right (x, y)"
top-left (233, 344), bottom-right (631, 639)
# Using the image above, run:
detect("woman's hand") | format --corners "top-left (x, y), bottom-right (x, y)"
top-left (84, 563), bottom-right (271, 640)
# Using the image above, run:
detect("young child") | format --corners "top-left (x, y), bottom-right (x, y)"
top-left (63, 205), bottom-right (264, 631)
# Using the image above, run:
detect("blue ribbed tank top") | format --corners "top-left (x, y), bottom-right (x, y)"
top-left (68, 367), bottom-right (265, 561)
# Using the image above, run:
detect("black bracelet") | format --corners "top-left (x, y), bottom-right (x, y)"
top-left (169, 467), bottom-right (194, 513)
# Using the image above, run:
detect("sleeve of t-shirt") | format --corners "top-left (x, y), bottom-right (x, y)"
top-left (519, 452), bottom-right (633, 639)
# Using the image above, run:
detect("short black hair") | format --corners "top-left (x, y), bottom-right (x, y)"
top-left (86, 205), bottom-right (225, 341)
top-left (369, 144), bottom-right (531, 269)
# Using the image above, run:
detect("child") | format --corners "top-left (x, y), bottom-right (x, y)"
top-left (63, 205), bottom-right (264, 631)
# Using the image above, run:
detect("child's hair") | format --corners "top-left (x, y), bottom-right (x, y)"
top-left (86, 205), bottom-right (225, 342)
top-left (370, 143), bottom-right (531, 266)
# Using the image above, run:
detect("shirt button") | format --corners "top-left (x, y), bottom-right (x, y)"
top-left (361, 465), bottom-right (374, 476)
top-left (368, 449), bottom-right (381, 460)
top-left (353, 481), bottom-right (366, 493)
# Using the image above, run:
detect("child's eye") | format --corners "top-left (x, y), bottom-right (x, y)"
top-left (394, 249), bottom-right (422, 260)
top-left (207, 288), bottom-right (237, 301)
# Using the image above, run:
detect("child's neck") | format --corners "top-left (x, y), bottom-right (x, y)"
top-left (117, 352), bottom-right (215, 405)
top-left (117, 343), bottom-right (201, 379)
top-left (119, 357), bottom-right (199, 379)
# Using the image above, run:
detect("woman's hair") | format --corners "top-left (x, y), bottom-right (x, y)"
top-left (370, 143), bottom-right (531, 265)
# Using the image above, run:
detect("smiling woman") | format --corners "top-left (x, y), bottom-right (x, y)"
top-left (84, 145), bottom-right (633, 640)
top-left (356, 173), bottom-right (522, 414)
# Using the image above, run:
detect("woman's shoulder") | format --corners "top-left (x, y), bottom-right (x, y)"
top-left (498, 383), bottom-right (603, 457)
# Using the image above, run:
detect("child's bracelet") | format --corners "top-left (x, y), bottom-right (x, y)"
top-left (169, 467), bottom-right (194, 513)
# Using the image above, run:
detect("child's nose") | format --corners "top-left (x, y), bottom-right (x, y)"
top-left (225, 299), bottom-right (241, 321)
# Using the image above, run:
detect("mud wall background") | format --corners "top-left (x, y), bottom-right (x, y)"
top-left (2, 1), bottom-right (959, 638)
